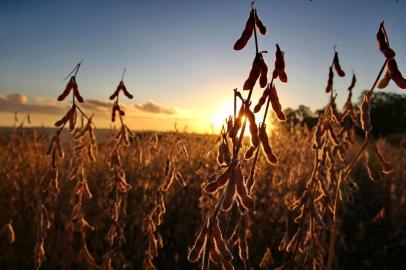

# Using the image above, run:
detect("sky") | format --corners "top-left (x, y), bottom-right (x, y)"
top-left (0, 0), bottom-right (405, 133)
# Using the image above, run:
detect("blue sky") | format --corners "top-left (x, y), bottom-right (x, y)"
top-left (0, 0), bottom-right (405, 132)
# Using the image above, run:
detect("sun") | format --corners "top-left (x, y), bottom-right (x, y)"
top-left (211, 104), bottom-right (234, 133)
top-left (210, 105), bottom-right (251, 138)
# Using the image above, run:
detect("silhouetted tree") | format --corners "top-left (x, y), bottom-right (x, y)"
top-left (358, 92), bottom-right (406, 136)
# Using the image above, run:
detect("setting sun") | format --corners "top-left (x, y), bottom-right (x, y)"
top-left (211, 103), bottom-right (234, 133)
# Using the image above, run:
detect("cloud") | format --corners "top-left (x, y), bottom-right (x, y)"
top-left (81, 99), bottom-right (113, 113)
top-left (0, 93), bottom-right (178, 116)
top-left (0, 93), bottom-right (66, 114)
top-left (134, 101), bottom-right (177, 115)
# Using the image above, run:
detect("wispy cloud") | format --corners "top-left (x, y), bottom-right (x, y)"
top-left (0, 93), bottom-right (67, 114)
top-left (0, 93), bottom-right (178, 116)
top-left (0, 93), bottom-right (207, 131)
top-left (134, 101), bottom-right (177, 115)
top-left (81, 99), bottom-right (113, 113)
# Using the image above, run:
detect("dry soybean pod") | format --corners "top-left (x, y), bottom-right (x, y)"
top-left (387, 59), bottom-right (406, 89)
top-left (243, 53), bottom-right (262, 90)
top-left (245, 107), bottom-right (259, 147)
top-left (259, 123), bottom-right (278, 164)
top-left (348, 71), bottom-right (356, 91)
top-left (253, 85), bottom-right (271, 113)
top-left (333, 48), bottom-right (346, 77)
top-left (377, 69), bottom-right (391, 89)
top-left (259, 53), bottom-right (269, 88)
top-left (233, 10), bottom-right (255, 51)
top-left (234, 164), bottom-right (254, 209)
top-left (325, 66), bottom-right (334, 93)
top-left (376, 21), bottom-right (396, 59)
top-left (270, 85), bottom-right (286, 121)
top-left (254, 9), bottom-right (267, 35)
top-left (57, 77), bottom-right (74, 101)
top-left (275, 44), bottom-right (288, 83)
top-left (205, 166), bottom-right (232, 193)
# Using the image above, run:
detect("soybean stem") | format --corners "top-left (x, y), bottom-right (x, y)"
top-left (252, 9), bottom-right (259, 55)
top-left (326, 59), bottom-right (388, 270)
top-left (248, 77), bottom-right (274, 186)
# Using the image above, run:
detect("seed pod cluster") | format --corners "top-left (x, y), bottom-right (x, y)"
top-left (376, 22), bottom-right (396, 59)
top-left (40, 168), bottom-right (59, 194)
top-left (243, 53), bottom-right (268, 90)
top-left (205, 166), bottom-right (232, 193)
top-left (57, 76), bottom-right (84, 103)
top-left (142, 210), bottom-right (164, 269)
top-left (69, 130), bottom-right (97, 169)
top-left (375, 22), bottom-right (406, 90)
top-left (225, 215), bottom-right (249, 263)
top-left (259, 123), bottom-right (278, 164)
top-left (188, 217), bottom-right (233, 267)
top-left (273, 44), bottom-right (288, 83)
top-left (46, 135), bottom-right (64, 158)
top-left (113, 124), bottom-right (133, 147)
top-left (108, 153), bottom-right (132, 193)
top-left (55, 105), bottom-right (77, 128)
top-left (205, 163), bottom-right (254, 210)
top-left (234, 163), bottom-right (254, 209)
top-left (270, 85), bottom-right (286, 121)
top-left (111, 102), bottom-right (125, 122)
top-left (233, 9), bottom-right (267, 51)
top-left (109, 80), bottom-right (134, 100)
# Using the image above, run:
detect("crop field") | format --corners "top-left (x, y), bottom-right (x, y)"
top-left (1, 1), bottom-right (405, 270)
top-left (0, 123), bottom-right (404, 270)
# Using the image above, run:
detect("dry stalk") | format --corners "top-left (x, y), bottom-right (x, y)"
top-left (188, 2), bottom-right (287, 269)
top-left (326, 21), bottom-right (400, 270)
top-left (102, 69), bottom-right (134, 270)
top-left (143, 133), bottom-right (189, 270)
top-left (34, 62), bottom-right (98, 269)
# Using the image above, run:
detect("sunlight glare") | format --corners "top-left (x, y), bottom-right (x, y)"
top-left (212, 104), bottom-right (234, 133)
